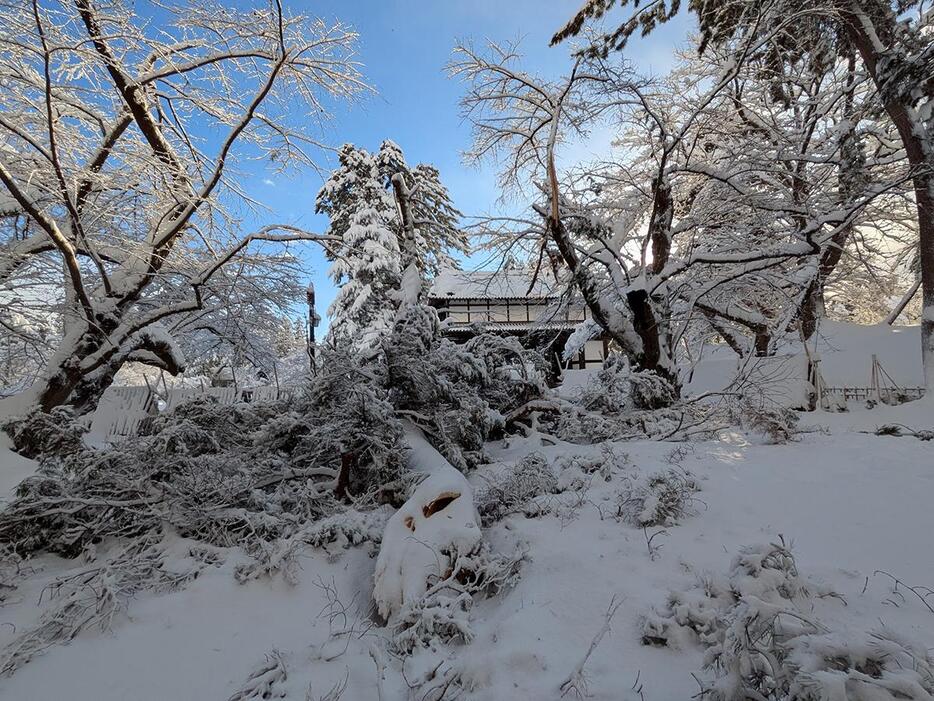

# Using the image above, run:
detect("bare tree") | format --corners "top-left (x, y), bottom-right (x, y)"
top-left (451, 39), bottom-right (904, 388)
top-left (552, 0), bottom-right (934, 387)
top-left (0, 0), bottom-right (366, 412)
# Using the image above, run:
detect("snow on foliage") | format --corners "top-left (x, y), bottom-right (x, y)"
top-left (0, 361), bottom-right (407, 560)
top-left (615, 467), bottom-right (700, 527)
top-left (474, 453), bottom-right (559, 525)
top-left (384, 305), bottom-right (547, 469)
top-left (1, 405), bottom-right (88, 459)
top-left (317, 142), bottom-right (468, 354)
top-left (642, 540), bottom-right (934, 700)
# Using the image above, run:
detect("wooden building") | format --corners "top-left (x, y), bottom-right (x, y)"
top-left (427, 269), bottom-right (609, 371)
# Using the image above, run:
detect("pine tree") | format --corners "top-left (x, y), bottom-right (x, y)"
top-left (327, 204), bottom-right (402, 353)
top-left (316, 141), bottom-right (467, 353)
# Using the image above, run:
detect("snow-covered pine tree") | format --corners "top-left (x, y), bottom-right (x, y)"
top-left (328, 205), bottom-right (402, 353)
top-left (316, 141), bottom-right (467, 353)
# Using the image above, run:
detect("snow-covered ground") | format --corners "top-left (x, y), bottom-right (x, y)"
top-left (685, 321), bottom-right (924, 404)
top-left (1, 399), bottom-right (931, 700)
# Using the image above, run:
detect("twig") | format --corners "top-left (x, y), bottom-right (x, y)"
top-left (559, 594), bottom-right (625, 697)
top-left (872, 570), bottom-right (934, 614)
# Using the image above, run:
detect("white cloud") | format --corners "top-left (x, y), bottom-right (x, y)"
top-left (262, 178), bottom-right (275, 186)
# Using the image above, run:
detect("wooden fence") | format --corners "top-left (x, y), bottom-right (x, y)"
top-left (821, 386), bottom-right (925, 403)
top-left (90, 383), bottom-right (296, 442)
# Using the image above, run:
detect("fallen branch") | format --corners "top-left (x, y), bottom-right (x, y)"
top-left (504, 399), bottom-right (562, 426)
top-left (873, 570), bottom-right (934, 614)
top-left (862, 424), bottom-right (934, 441)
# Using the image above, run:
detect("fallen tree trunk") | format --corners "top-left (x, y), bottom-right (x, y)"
top-left (373, 423), bottom-right (481, 621)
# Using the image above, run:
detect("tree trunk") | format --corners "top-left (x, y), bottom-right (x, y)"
top-left (390, 173), bottom-right (422, 308)
top-left (798, 279), bottom-right (824, 342)
top-left (843, 5), bottom-right (934, 388)
top-left (917, 179), bottom-right (934, 389)
top-left (546, 215), bottom-right (678, 393)
top-left (798, 216), bottom-right (851, 341)
top-left (335, 452), bottom-right (353, 500)
top-left (626, 288), bottom-right (678, 387)
top-left (30, 329), bottom-right (103, 413)
top-left (753, 330), bottom-right (772, 357)
top-left (30, 328), bottom-right (184, 415)
top-left (884, 276), bottom-right (921, 325)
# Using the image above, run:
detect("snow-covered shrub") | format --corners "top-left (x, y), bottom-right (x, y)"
top-left (227, 649), bottom-right (289, 701)
top-left (2, 406), bottom-right (87, 459)
top-left (641, 541), bottom-right (934, 700)
top-left (580, 353), bottom-right (633, 413)
top-left (616, 468), bottom-right (699, 527)
top-left (550, 393), bottom-right (686, 444)
top-left (390, 541), bottom-right (523, 655)
top-left (551, 451), bottom-right (609, 493)
top-left (629, 369), bottom-right (678, 410)
top-left (642, 541), bottom-right (806, 649)
top-left (551, 405), bottom-right (622, 443)
top-left (391, 583), bottom-right (474, 654)
top-left (475, 453), bottom-right (558, 525)
top-left (580, 356), bottom-right (677, 413)
top-left (785, 628), bottom-right (934, 700)
top-left (302, 508), bottom-right (390, 551)
top-left (475, 448), bottom-right (629, 524)
top-left (738, 401), bottom-right (799, 444)
top-left (554, 445), bottom-right (628, 482)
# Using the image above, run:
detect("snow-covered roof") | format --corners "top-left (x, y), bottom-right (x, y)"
top-left (444, 320), bottom-right (576, 333)
top-left (428, 269), bottom-right (559, 300)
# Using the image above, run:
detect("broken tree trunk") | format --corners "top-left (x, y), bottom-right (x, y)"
top-left (373, 423), bottom-right (481, 621)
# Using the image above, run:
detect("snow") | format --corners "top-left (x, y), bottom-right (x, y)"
top-left (808, 321), bottom-right (923, 387)
top-left (687, 321), bottom-right (925, 403)
top-left (429, 268), bottom-right (559, 300)
top-left (374, 425), bottom-right (481, 619)
top-left (1, 399), bottom-right (932, 699)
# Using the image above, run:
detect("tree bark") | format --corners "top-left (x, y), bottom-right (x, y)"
top-left (799, 227), bottom-right (848, 341)
top-left (626, 288), bottom-right (677, 385)
top-left (390, 172), bottom-right (421, 307)
top-left (546, 214), bottom-right (678, 391)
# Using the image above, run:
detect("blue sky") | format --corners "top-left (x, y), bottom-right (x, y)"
top-left (239, 1), bottom-right (694, 330)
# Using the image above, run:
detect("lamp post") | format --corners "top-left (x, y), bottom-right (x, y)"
top-left (307, 282), bottom-right (321, 374)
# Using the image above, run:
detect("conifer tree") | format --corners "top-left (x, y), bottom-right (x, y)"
top-left (316, 141), bottom-right (467, 353)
